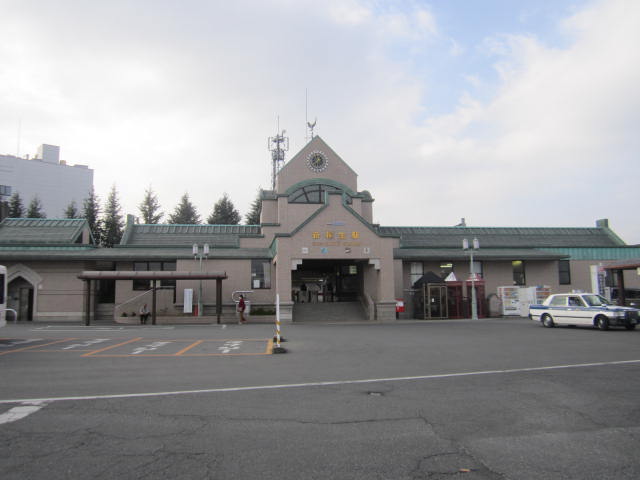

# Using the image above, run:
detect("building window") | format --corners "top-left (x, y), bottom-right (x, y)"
top-left (251, 259), bottom-right (271, 289)
top-left (410, 262), bottom-right (423, 286)
top-left (558, 260), bottom-right (571, 285)
top-left (133, 261), bottom-right (177, 290)
top-left (288, 184), bottom-right (352, 204)
top-left (512, 261), bottom-right (526, 286)
top-left (0, 185), bottom-right (11, 197)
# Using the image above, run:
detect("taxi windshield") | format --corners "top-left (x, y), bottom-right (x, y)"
top-left (583, 294), bottom-right (611, 307)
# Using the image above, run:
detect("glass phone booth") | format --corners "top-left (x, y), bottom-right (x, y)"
top-left (423, 284), bottom-right (448, 319)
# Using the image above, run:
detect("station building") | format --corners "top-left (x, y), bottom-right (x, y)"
top-left (1, 136), bottom-right (639, 323)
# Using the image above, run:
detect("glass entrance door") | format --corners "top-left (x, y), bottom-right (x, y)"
top-left (424, 285), bottom-right (448, 319)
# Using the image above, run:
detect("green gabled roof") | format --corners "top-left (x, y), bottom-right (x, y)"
top-left (0, 218), bottom-right (92, 246)
top-left (378, 226), bottom-right (625, 249)
top-left (0, 246), bottom-right (272, 261)
top-left (120, 224), bottom-right (262, 248)
top-left (394, 248), bottom-right (568, 261)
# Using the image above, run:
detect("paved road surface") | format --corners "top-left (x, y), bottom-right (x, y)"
top-left (1, 318), bottom-right (639, 479)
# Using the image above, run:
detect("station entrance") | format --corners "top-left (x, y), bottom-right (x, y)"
top-left (292, 259), bottom-right (365, 304)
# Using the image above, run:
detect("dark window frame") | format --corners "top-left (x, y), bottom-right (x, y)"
top-left (133, 261), bottom-right (177, 291)
top-left (558, 260), bottom-right (571, 285)
top-left (251, 259), bottom-right (271, 289)
top-left (512, 260), bottom-right (526, 286)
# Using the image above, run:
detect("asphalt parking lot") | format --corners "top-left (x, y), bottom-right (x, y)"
top-left (1, 318), bottom-right (639, 479)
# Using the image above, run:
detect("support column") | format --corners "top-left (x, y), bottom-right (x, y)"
top-left (84, 279), bottom-right (91, 326)
top-left (216, 278), bottom-right (222, 324)
top-left (152, 280), bottom-right (157, 325)
top-left (616, 270), bottom-right (626, 306)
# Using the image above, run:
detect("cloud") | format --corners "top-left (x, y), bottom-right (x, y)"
top-left (0, 0), bottom-right (638, 244)
top-left (376, 0), bottom-right (640, 241)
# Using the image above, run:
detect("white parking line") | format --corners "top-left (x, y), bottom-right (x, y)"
top-left (0, 402), bottom-right (47, 425)
top-left (1, 358), bottom-right (639, 405)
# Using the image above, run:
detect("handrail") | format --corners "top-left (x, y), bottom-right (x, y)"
top-left (116, 289), bottom-right (154, 310)
top-left (231, 290), bottom-right (253, 302)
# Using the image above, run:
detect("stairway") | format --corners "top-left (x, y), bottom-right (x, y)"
top-left (95, 303), bottom-right (115, 323)
top-left (292, 301), bottom-right (367, 323)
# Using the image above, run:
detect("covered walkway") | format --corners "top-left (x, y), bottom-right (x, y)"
top-left (77, 271), bottom-right (228, 325)
top-left (602, 260), bottom-right (640, 305)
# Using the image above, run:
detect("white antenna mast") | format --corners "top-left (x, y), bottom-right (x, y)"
top-left (16, 119), bottom-right (22, 158)
top-left (268, 116), bottom-right (289, 190)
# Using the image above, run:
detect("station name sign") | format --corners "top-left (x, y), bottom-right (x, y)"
top-left (311, 230), bottom-right (361, 247)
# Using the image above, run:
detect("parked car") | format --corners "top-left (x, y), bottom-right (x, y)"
top-left (529, 293), bottom-right (639, 330)
top-left (610, 288), bottom-right (640, 308)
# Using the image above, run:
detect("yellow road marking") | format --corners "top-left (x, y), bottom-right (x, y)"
top-left (174, 340), bottom-right (204, 356)
top-left (83, 337), bottom-right (143, 357)
top-left (266, 338), bottom-right (274, 354)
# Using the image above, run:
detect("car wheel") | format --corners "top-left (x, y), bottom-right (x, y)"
top-left (625, 324), bottom-right (636, 331)
top-left (541, 314), bottom-right (554, 328)
top-left (595, 316), bottom-right (609, 331)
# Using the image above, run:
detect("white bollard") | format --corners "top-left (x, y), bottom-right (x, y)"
top-left (273, 293), bottom-right (286, 353)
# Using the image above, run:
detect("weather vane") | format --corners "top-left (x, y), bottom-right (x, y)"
top-left (307, 118), bottom-right (317, 140)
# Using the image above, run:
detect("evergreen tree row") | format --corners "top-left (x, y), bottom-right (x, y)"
top-left (3, 186), bottom-right (264, 247)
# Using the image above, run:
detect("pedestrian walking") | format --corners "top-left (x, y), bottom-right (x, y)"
top-left (237, 294), bottom-right (247, 324)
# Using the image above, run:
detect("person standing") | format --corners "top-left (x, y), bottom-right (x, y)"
top-left (237, 295), bottom-right (247, 324)
top-left (139, 303), bottom-right (150, 325)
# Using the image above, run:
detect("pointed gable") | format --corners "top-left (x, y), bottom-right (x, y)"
top-left (275, 136), bottom-right (358, 194)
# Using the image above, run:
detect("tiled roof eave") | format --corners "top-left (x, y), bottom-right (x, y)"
top-left (393, 248), bottom-right (568, 261)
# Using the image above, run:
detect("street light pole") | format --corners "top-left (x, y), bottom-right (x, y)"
top-left (193, 243), bottom-right (209, 316)
top-left (463, 237), bottom-right (480, 320)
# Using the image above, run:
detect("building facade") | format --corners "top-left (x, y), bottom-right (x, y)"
top-left (0, 144), bottom-right (93, 218)
top-left (1, 136), bottom-right (639, 323)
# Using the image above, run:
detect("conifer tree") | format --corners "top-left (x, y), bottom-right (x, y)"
top-left (64, 200), bottom-right (80, 219)
top-left (168, 193), bottom-right (201, 224)
top-left (83, 187), bottom-right (102, 244)
top-left (26, 196), bottom-right (46, 218)
top-left (245, 189), bottom-right (262, 225)
top-left (138, 186), bottom-right (163, 224)
top-left (207, 193), bottom-right (240, 225)
top-left (102, 185), bottom-right (124, 247)
top-left (8, 192), bottom-right (25, 218)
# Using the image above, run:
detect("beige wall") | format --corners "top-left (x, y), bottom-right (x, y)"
top-left (276, 136), bottom-right (358, 193)
top-left (112, 258), bottom-right (275, 315)
top-left (5, 261), bottom-right (89, 321)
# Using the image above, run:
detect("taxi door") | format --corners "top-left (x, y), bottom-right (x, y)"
top-left (567, 295), bottom-right (591, 326)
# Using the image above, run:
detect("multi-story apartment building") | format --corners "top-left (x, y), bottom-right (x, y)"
top-left (0, 144), bottom-right (93, 218)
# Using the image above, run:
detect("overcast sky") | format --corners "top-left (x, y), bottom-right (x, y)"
top-left (1, 0), bottom-right (639, 243)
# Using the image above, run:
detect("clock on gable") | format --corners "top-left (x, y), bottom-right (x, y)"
top-left (306, 151), bottom-right (328, 173)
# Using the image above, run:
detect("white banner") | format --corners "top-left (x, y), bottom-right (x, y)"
top-left (183, 288), bottom-right (193, 313)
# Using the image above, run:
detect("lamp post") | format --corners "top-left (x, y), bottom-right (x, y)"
top-left (462, 237), bottom-right (480, 320)
top-left (193, 243), bottom-right (209, 316)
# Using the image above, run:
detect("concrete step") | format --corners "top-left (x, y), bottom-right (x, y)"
top-left (293, 301), bottom-right (366, 323)
top-left (95, 303), bottom-right (115, 322)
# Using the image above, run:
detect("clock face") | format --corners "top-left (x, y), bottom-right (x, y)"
top-left (307, 151), bottom-right (328, 172)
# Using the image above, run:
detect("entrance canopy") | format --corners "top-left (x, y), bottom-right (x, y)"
top-left (601, 260), bottom-right (640, 306)
top-left (77, 270), bottom-right (228, 325)
top-left (78, 271), bottom-right (227, 280)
